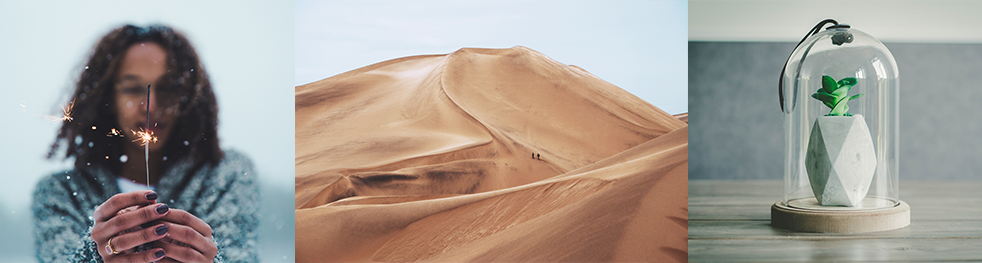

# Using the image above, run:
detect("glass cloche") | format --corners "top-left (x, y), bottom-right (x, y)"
top-left (774, 19), bottom-right (907, 233)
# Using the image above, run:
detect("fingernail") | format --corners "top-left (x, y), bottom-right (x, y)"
top-left (155, 225), bottom-right (168, 235)
top-left (155, 204), bottom-right (169, 214)
top-left (146, 192), bottom-right (158, 200)
top-left (154, 250), bottom-right (165, 258)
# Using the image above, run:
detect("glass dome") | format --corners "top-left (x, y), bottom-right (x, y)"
top-left (780, 23), bottom-right (899, 210)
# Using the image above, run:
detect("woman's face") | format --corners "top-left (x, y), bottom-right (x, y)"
top-left (114, 42), bottom-right (178, 152)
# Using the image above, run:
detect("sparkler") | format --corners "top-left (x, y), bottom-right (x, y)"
top-left (131, 128), bottom-right (157, 146)
top-left (145, 84), bottom-right (151, 190)
top-left (126, 84), bottom-right (157, 190)
top-left (130, 127), bottom-right (155, 190)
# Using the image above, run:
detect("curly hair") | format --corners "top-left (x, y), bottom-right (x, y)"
top-left (48, 24), bottom-right (222, 174)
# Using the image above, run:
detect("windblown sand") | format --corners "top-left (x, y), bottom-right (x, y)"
top-left (295, 46), bottom-right (688, 262)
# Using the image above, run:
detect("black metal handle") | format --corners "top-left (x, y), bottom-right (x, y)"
top-left (779, 19), bottom-right (839, 113)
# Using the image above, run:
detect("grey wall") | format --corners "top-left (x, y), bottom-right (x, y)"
top-left (689, 42), bottom-right (982, 180)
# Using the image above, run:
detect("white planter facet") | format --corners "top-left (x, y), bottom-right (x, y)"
top-left (805, 115), bottom-right (876, 206)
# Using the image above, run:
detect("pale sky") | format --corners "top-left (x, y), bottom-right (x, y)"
top-left (295, 0), bottom-right (689, 115)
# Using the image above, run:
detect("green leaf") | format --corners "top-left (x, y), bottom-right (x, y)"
top-left (837, 77), bottom-right (858, 87)
top-left (831, 84), bottom-right (850, 98)
top-left (831, 98), bottom-right (850, 116)
top-left (848, 93), bottom-right (865, 101)
top-left (822, 75), bottom-right (838, 94)
top-left (812, 92), bottom-right (835, 103)
top-left (812, 93), bottom-right (837, 108)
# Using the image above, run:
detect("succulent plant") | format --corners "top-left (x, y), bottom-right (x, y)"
top-left (812, 75), bottom-right (862, 116)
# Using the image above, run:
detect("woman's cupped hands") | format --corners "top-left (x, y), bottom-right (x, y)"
top-left (92, 190), bottom-right (218, 262)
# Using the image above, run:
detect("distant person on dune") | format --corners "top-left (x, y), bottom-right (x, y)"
top-left (32, 25), bottom-right (259, 263)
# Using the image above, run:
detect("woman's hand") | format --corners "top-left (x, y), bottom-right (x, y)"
top-left (153, 209), bottom-right (218, 262)
top-left (91, 190), bottom-right (170, 262)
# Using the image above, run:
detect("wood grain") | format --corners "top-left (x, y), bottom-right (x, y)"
top-left (689, 180), bottom-right (982, 262)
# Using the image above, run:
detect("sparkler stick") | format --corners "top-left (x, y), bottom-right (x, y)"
top-left (146, 83), bottom-right (150, 190)
top-left (127, 85), bottom-right (157, 189)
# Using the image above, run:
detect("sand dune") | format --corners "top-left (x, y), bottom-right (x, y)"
top-left (295, 46), bottom-right (687, 262)
top-left (674, 112), bottom-right (689, 123)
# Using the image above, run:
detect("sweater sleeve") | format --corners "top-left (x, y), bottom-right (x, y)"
top-left (200, 152), bottom-right (260, 263)
top-left (32, 173), bottom-right (103, 263)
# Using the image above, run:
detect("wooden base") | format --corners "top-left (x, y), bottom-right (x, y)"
top-left (771, 199), bottom-right (910, 233)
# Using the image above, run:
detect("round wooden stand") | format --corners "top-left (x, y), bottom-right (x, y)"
top-left (771, 199), bottom-right (910, 233)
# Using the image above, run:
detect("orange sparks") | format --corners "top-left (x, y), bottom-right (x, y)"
top-left (59, 99), bottom-right (74, 122)
top-left (45, 99), bottom-right (75, 123)
top-left (131, 128), bottom-right (158, 146)
top-left (107, 128), bottom-right (123, 137)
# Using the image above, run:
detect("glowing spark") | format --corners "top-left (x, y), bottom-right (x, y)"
top-left (107, 128), bottom-right (123, 137)
top-left (59, 99), bottom-right (74, 122)
top-left (44, 99), bottom-right (75, 122)
top-left (131, 128), bottom-right (158, 146)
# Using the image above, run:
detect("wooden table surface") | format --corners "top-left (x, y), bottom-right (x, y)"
top-left (689, 180), bottom-right (982, 262)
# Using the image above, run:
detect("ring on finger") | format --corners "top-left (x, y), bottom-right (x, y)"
top-left (105, 236), bottom-right (122, 255)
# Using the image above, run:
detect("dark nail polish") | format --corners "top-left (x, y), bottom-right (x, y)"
top-left (154, 250), bottom-right (165, 258)
top-left (155, 204), bottom-right (169, 214)
top-left (146, 192), bottom-right (158, 200)
top-left (155, 225), bottom-right (168, 235)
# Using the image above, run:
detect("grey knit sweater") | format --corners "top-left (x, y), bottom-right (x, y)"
top-left (32, 150), bottom-right (259, 263)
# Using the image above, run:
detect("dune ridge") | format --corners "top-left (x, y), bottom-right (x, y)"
top-left (295, 46), bottom-right (687, 262)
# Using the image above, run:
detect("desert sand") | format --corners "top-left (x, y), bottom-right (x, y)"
top-left (295, 46), bottom-right (688, 262)
top-left (674, 112), bottom-right (689, 123)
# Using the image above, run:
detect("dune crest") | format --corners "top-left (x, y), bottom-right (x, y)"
top-left (295, 46), bottom-right (687, 262)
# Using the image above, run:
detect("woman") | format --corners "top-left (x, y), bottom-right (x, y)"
top-left (32, 25), bottom-right (258, 263)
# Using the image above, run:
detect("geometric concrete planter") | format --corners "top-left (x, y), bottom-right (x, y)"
top-left (804, 115), bottom-right (876, 206)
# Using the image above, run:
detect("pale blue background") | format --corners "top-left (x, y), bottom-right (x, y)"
top-left (295, 0), bottom-right (689, 115)
top-left (0, 1), bottom-right (295, 262)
